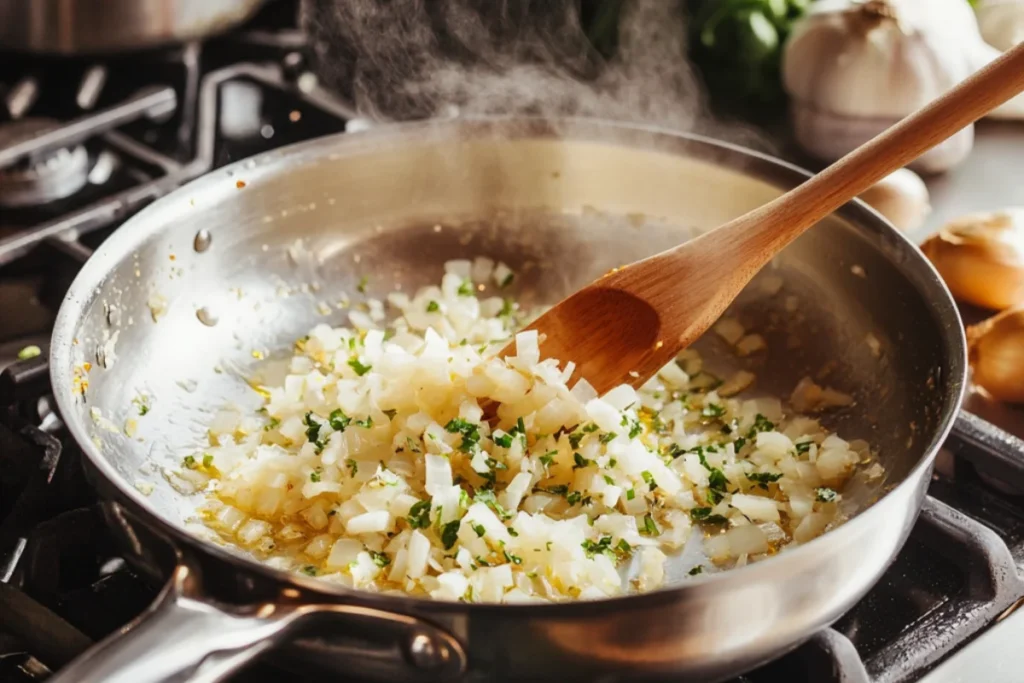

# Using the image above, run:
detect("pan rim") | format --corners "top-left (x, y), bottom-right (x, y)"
top-left (50, 116), bottom-right (967, 615)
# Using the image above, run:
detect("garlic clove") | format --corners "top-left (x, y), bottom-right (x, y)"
top-left (921, 208), bottom-right (1024, 310)
top-left (791, 102), bottom-right (974, 174)
top-left (967, 307), bottom-right (1024, 404)
top-left (858, 168), bottom-right (931, 233)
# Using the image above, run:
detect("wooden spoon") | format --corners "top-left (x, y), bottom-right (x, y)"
top-left (506, 42), bottom-right (1024, 398)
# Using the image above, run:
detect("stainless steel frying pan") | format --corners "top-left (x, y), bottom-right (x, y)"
top-left (48, 118), bottom-right (966, 683)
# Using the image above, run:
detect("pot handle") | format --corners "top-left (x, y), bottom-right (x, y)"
top-left (47, 561), bottom-right (467, 683)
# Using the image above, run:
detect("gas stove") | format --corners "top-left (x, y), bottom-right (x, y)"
top-left (2, 4), bottom-right (1024, 682)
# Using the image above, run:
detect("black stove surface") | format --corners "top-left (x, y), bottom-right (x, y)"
top-left (2, 3), bottom-right (1024, 682)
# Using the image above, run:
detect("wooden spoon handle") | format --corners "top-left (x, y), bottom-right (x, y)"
top-left (715, 41), bottom-right (1024, 259)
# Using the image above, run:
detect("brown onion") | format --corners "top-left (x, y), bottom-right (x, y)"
top-left (921, 208), bottom-right (1024, 310)
top-left (967, 307), bottom-right (1024, 404)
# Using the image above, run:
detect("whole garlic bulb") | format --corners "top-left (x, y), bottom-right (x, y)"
top-left (920, 208), bottom-right (1024, 310)
top-left (973, 0), bottom-right (1024, 119)
top-left (976, 0), bottom-right (1024, 51)
top-left (783, 0), bottom-right (985, 173)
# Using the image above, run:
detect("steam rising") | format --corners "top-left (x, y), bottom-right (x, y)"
top-left (305, 0), bottom-right (759, 143)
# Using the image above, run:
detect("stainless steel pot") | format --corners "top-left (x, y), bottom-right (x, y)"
top-left (47, 118), bottom-right (967, 682)
top-left (0, 0), bottom-right (265, 54)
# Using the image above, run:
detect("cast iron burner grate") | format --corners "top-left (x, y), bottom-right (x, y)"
top-left (2, 355), bottom-right (1024, 683)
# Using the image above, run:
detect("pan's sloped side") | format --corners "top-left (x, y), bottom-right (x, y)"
top-left (49, 118), bottom-right (966, 682)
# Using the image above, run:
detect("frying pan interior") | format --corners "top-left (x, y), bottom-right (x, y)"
top-left (51, 119), bottom-right (958, 588)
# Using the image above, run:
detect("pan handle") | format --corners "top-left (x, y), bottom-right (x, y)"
top-left (47, 561), bottom-right (467, 683)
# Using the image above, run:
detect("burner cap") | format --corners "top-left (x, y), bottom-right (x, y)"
top-left (0, 118), bottom-right (90, 209)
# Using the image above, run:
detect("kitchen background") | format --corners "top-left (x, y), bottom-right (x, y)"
top-left (1, 0), bottom-right (1023, 681)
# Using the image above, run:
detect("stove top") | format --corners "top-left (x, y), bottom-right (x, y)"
top-left (2, 3), bottom-right (1024, 682)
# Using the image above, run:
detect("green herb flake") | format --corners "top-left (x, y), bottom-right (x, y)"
top-left (690, 507), bottom-right (729, 524)
top-left (747, 413), bottom-right (775, 438)
top-left (503, 550), bottom-right (523, 565)
top-left (445, 418), bottom-right (481, 453)
top-left (456, 279), bottom-right (474, 297)
top-left (507, 527), bottom-right (519, 537)
top-left (539, 450), bottom-right (557, 467)
top-left (707, 468), bottom-right (729, 504)
top-left (500, 272), bottom-right (515, 288)
top-left (498, 298), bottom-right (514, 317)
top-left (702, 403), bottom-right (726, 419)
top-left (441, 520), bottom-right (461, 549)
top-left (132, 395), bottom-right (151, 416)
top-left (603, 474), bottom-right (615, 485)
top-left (573, 453), bottom-right (592, 470)
top-left (183, 455), bottom-right (197, 469)
top-left (795, 440), bottom-right (813, 454)
top-left (472, 523), bottom-right (487, 538)
top-left (310, 470), bottom-right (321, 483)
top-left (540, 484), bottom-right (569, 496)
top-left (640, 514), bottom-right (659, 536)
top-left (493, 431), bottom-right (513, 448)
top-left (264, 417), bottom-right (281, 432)
top-left (354, 416), bottom-right (373, 429)
top-left (426, 300), bottom-right (440, 313)
top-left (688, 565), bottom-right (704, 576)
top-left (301, 565), bottom-right (317, 576)
top-left (582, 536), bottom-right (613, 558)
top-left (202, 453), bottom-right (214, 468)
top-left (626, 488), bottom-right (636, 500)
top-left (357, 276), bottom-right (369, 293)
top-left (475, 489), bottom-right (513, 520)
top-left (816, 487), bottom-right (838, 503)
top-left (599, 432), bottom-right (617, 444)
top-left (369, 550), bottom-right (390, 568)
top-left (407, 500), bottom-right (431, 528)
top-left (641, 470), bottom-right (657, 491)
top-left (747, 471), bottom-right (783, 490)
top-left (346, 458), bottom-right (358, 477)
top-left (303, 412), bottom-right (328, 452)
top-left (348, 358), bottom-right (372, 376)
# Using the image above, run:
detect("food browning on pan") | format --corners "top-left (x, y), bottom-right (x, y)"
top-left (183, 260), bottom-right (881, 602)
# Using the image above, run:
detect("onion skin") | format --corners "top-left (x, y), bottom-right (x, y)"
top-left (968, 308), bottom-right (1024, 404)
top-left (921, 209), bottom-right (1024, 310)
